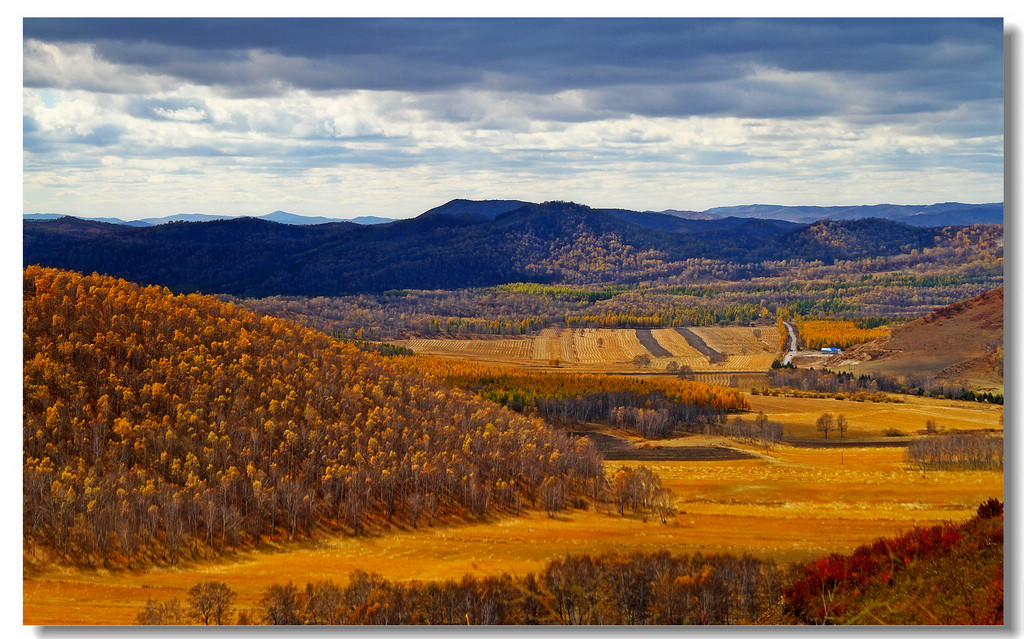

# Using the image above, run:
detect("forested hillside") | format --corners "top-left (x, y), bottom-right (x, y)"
top-left (23, 266), bottom-right (602, 567)
top-left (23, 201), bottom-right (962, 297)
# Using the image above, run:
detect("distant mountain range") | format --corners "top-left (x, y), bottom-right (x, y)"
top-left (23, 200), bottom-right (1001, 229)
top-left (24, 200), bottom-right (978, 298)
top-left (694, 202), bottom-right (1003, 227)
top-left (22, 211), bottom-right (396, 226)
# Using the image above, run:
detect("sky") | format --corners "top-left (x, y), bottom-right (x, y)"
top-left (21, 17), bottom-right (1006, 220)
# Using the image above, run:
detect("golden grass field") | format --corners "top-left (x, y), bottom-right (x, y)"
top-left (393, 326), bottom-right (781, 373)
top-left (23, 391), bottom-right (1002, 626)
top-left (746, 392), bottom-right (1003, 439)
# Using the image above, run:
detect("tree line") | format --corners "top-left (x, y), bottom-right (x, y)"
top-left (724, 412), bottom-right (784, 449)
top-left (138, 550), bottom-right (784, 625)
top-left (906, 433), bottom-right (1003, 471)
top-left (395, 356), bottom-right (749, 439)
top-left (793, 317), bottom-right (892, 350)
top-left (767, 366), bottom-right (1002, 405)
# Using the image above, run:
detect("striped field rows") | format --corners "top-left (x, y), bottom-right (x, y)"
top-left (392, 326), bottom-right (782, 373)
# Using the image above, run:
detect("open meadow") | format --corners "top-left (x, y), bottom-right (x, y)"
top-left (23, 390), bottom-right (1002, 625)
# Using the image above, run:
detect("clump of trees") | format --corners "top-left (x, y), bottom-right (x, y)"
top-left (724, 412), bottom-right (783, 449)
top-left (609, 466), bottom-right (675, 522)
top-left (23, 267), bottom-right (603, 568)
top-left (136, 580), bottom-right (235, 625)
top-left (906, 433), bottom-right (1003, 471)
top-left (139, 551), bottom-right (784, 625)
top-left (814, 413), bottom-right (847, 438)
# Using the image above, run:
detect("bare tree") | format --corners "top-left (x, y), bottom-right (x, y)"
top-left (261, 582), bottom-right (305, 625)
top-left (754, 411), bottom-right (769, 436)
top-left (114, 497), bottom-right (140, 569)
top-left (541, 477), bottom-right (566, 517)
top-left (305, 580), bottom-right (343, 625)
top-left (815, 413), bottom-right (835, 439)
top-left (653, 489), bottom-right (676, 523)
top-left (187, 581), bottom-right (235, 625)
top-left (136, 598), bottom-right (184, 625)
top-left (835, 414), bottom-right (848, 438)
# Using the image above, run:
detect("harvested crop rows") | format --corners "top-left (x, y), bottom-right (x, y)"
top-left (405, 337), bottom-right (534, 362)
top-left (531, 328), bottom-right (564, 362)
top-left (691, 326), bottom-right (780, 371)
top-left (642, 328), bottom-right (706, 369)
top-left (392, 326), bottom-right (783, 374)
top-left (636, 329), bottom-right (673, 357)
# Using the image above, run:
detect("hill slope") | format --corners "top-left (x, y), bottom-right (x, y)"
top-left (782, 501), bottom-right (1003, 625)
top-left (23, 266), bottom-right (601, 567)
top-left (828, 287), bottom-right (1003, 388)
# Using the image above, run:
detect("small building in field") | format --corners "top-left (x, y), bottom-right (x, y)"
top-left (820, 347), bottom-right (842, 354)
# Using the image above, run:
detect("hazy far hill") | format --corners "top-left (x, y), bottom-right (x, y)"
top-left (23, 211), bottom-right (396, 226)
top-left (23, 200), bottom-right (978, 297)
top-left (701, 202), bottom-right (1003, 226)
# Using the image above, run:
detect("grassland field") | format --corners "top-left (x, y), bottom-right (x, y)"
top-left (22, 386), bottom-right (1002, 625)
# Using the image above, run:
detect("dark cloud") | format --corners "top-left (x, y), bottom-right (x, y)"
top-left (23, 18), bottom-right (1003, 119)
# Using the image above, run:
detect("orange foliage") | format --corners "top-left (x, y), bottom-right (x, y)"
top-left (394, 356), bottom-right (750, 434)
top-left (23, 266), bottom-right (602, 568)
top-left (795, 319), bottom-right (892, 350)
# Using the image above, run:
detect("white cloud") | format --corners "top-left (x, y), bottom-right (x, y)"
top-left (22, 42), bottom-right (1003, 219)
top-left (153, 106), bottom-right (207, 122)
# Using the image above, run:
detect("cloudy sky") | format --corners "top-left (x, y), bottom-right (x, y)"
top-left (22, 18), bottom-right (1004, 220)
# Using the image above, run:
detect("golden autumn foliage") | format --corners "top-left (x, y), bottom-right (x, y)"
top-left (23, 266), bottom-right (602, 568)
top-left (392, 356), bottom-right (750, 437)
top-left (795, 318), bottom-right (893, 351)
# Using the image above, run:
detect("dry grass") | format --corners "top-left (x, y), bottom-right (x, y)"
top-left (745, 392), bottom-right (1003, 439)
top-left (24, 387), bottom-right (1003, 626)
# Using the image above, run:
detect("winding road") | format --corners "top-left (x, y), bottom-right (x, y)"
top-left (781, 321), bottom-right (798, 365)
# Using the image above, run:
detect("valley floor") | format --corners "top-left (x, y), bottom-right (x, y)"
top-left (23, 393), bottom-right (1002, 625)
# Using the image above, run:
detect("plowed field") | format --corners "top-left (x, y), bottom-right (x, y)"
top-left (390, 326), bottom-right (782, 375)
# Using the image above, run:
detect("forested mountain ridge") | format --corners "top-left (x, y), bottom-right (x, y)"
top-left (26, 199), bottom-right (1001, 228)
top-left (23, 266), bottom-right (602, 567)
top-left (24, 201), bottom-right (974, 298)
